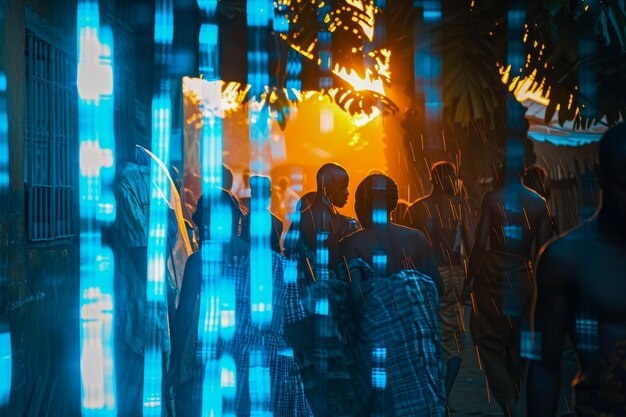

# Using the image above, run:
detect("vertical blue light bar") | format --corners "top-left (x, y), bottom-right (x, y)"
top-left (0, 71), bottom-right (11, 411)
top-left (371, 347), bottom-right (387, 417)
top-left (314, 230), bottom-right (330, 415)
top-left (77, 1), bottom-right (117, 415)
top-left (197, 0), bottom-right (231, 415)
top-left (286, 49), bottom-right (302, 100)
top-left (143, 1), bottom-right (174, 415)
top-left (414, 0), bottom-right (442, 150)
top-left (247, 1), bottom-right (273, 415)
top-left (504, 1), bottom-right (526, 178)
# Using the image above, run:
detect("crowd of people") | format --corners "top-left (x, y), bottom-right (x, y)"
top-left (110, 122), bottom-right (626, 416)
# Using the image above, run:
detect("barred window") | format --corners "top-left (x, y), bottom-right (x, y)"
top-left (24, 31), bottom-right (76, 242)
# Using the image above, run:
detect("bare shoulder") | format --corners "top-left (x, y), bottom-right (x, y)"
top-left (341, 227), bottom-right (364, 240)
top-left (408, 195), bottom-right (429, 210)
top-left (536, 221), bottom-right (594, 279)
top-left (391, 223), bottom-right (429, 245)
top-left (339, 227), bottom-right (365, 247)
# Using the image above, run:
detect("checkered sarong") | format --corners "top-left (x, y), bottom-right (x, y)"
top-left (220, 253), bottom-right (313, 416)
top-left (340, 258), bottom-right (447, 416)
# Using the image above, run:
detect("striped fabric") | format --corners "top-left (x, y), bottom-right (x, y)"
top-left (169, 250), bottom-right (312, 416)
top-left (338, 258), bottom-right (447, 417)
top-left (220, 253), bottom-right (312, 416)
top-left (284, 236), bottom-right (358, 417)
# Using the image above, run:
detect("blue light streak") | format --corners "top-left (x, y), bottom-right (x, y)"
top-left (414, 0), bottom-right (442, 150)
top-left (504, 0), bottom-right (526, 177)
top-left (76, 1), bottom-right (117, 414)
top-left (196, 1), bottom-right (233, 415)
top-left (0, 71), bottom-right (12, 410)
top-left (143, 1), bottom-right (174, 415)
top-left (247, 1), bottom-right (274, 414)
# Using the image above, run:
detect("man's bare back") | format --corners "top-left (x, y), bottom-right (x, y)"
top-left (339, 223), bottom-right (442, 294)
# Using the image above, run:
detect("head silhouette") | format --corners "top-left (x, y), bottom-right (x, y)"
top-left (523, 165), bottom-right (548, 199)
top-left (598, 123), bottom-right (626, 214)
top-left (430, 161), bottom-right (457, 194)
top-left (250, 175), bottom-right (272, 202)
top-left (355, 174), bottom-right (399, 228)
top-left (317, 163), bottom-right (350, 208)
top-left (193, 189), bottom-right (242, 242)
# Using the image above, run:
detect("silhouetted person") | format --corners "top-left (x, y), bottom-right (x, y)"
top-left (406, 161), bottom-right (474, 399)
top-left (298, 163), bottom-right (359, 272)
top-left (284, 163), bottom-right (359, 417)
top-left (113, 146), bottom-right (185, 416)
top-left (528, 123), bottom-right (626, 417)
top-left (222, 164), bottom-right (234, 192)
top-left (337, 174), bottom-right (445, 416)
top-left (169, 188), bottom-right (313, 416)
top-left (523, 165), bottom-right (548, 199)
top-left (283, 191), bottom-right (317, 256)
top-left (390, 198), bottom-right (409, 225)
top-left (467, 158), bottom-right (551, 416)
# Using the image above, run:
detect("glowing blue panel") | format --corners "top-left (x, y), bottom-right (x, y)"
top-left (575, 314), bottom-right (599, 354)
top-left (196, 1), bottom-right (229, 415)
top-left (143, 1), bottom-right (174, 415)
top-left (247, 2), bottom-right (274, 414)
top-left (503, 225), bottom-right (522, 241)
top-left (372, 250), bottom-right (387, 277)
top-left (77, 2), bottom-right (117, 415)
top-left (520, 330), bottom-right (541, 360)
top-left (0, 332), bottom-right (10, 407)
top-left (414, 0), bottom-right (442, 148)
top-left (0, 72), bottom-right (11, 409)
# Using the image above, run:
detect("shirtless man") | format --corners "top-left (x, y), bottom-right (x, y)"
top-left (298, 163), bottom-right (360, 272)
top-left (528, 123), bottom-right (626, 417)
top-left (467, 156), bottom-right (551, 416)
top-left (285, 163), bottom-right (359, 417)
top-left (339, 173), bottom-right (442, 295)
top-left (405, 161), bottom-right (473, 397)
top-left (338, 174), bottom-right (445, 415)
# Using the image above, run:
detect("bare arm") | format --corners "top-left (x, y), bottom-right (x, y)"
top-left (527, 243), bottom-right (569, 417)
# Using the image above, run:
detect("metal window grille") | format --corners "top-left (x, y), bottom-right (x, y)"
top-left (24, 31), bottom-right (76, 241)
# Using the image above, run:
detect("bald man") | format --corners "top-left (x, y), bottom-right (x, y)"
top-left (285, 163), bottom-right (360, 417)
top-left (528, 123), bottom-right (626, 417)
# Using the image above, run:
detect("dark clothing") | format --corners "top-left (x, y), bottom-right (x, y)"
top-left (284, 242), bottom-right (357, 417)
top-left (169, 251), bottom-right (312, 416)
top-left (113, 163), bottom-right (154, 355)
top-left (115, 343), bottom-right (144, 417)
top-left (439, 265), bottom-right (466, 360)
top-left (284, 199), bottom-right (360, 417)
top-left (575, 339), bottom-right (626, 417)
top-left (471, 250), bottom-right (533, 404)
top-left (337, 258), bottom-right (447, 416)
top-left (241, 209), bottom-right (284, 254)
